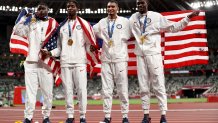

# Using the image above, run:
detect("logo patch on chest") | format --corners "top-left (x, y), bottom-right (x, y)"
top-left (116, 24), bottom-right (122, 29)
top-left (147, 18), bottom-right (151, 24)
top-left (76, 25), bottom-right (82, 30)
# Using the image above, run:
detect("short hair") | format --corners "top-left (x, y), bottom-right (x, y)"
top-left (141, 0), bottom-right (149, 4)
top-left (108, 0), bottom-right (119, 6)
top-left (67, 0), bottom-right (79, 8)
top-left (37, 2), bottom-right (48, 8)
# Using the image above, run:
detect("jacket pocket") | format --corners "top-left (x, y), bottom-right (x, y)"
top-left (150, 55), bottom-right (163, 75)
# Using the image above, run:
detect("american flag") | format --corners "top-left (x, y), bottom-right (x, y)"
top-left (39, 20), bottom-right (62, 86)
top-left (10, 8), bottom-right (30, 56)
top-left (10, 13), bottom-right (62, 86)
top-left (77, 17), bottom-right (101, 75)
top-left (93, 10), bottom-right (209, 75)
top-left (162, 10), bottom-right (208, 69)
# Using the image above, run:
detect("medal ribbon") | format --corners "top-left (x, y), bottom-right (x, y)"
top-left (68, 19), bottom-right (77, 38)
top-left (138, 15), bottom-right (147, 35)
top-left (107, 19), bottom-right (116, 39)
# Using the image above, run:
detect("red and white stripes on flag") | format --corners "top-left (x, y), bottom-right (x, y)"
top-left (77, 17), bottom-right (101, 75)
top-left (39, 18), bottom-right (61, 86)
top-left (93, 10), bottom-right (208, 75)
top-left (162, 10), bottom-right (208, 69)
top-left (39, 53), bottom-right (62, 86)
top-left (10, 33), bottom-right (28, 56)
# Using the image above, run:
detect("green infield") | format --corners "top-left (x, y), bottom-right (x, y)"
top-left (52, 98), bottom-right (207, 106)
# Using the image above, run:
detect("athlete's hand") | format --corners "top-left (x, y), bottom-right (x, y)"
top-left (25, 13), bottom-right (33, 17)
top-left (90, 45), bottom-right (97, 52)
top-left (187, 10), bottom-right (200, 19)
top-left (40, 49), bottom-right (51, 57)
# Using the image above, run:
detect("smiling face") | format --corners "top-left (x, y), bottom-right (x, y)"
top-left (36, 4), bottom-right (48, 19)
top-left (107, 2), bottom-right (119, 17)
top-left (67, 1), bottom-right (78, 17)
top-left (136, 0), bottom-right (148, 14)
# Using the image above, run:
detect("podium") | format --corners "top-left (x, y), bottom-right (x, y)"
top-left (13, 86), bottom-right (43, 106)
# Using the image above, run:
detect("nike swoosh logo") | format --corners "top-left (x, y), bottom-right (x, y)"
top-left (80, 69), bottom-right (85, 72)
top-left (120, 70), bottom-right (125, 72)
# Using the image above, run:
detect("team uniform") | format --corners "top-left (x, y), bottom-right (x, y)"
top-left (129, 11), bottom-right (190, 115)
top-left (51, 17), bottom-right (95, 119)
top-left (14, 16), bottom-right (57, 120)
top-left (93, 16), bottom-right (131, 119)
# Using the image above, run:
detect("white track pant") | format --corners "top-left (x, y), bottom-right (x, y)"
top-left (101, 62), bottom-right (129, 118)
top-left (61, 66), bottom-right (87, 118)
top-left (24, 61), bottom-right (54, 120)
top-left (137, 54), bottom-right (167, 115)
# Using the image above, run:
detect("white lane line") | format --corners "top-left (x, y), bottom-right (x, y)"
top-left (0, 109), bottom-right (218, 112)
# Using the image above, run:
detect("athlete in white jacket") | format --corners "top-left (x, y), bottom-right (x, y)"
top-left (129, 0), bottom-right (200, 123)
top-left (45, 0), bottom-right (96, 123)
top-left (14, 3), bottom-right (57, 123)
top-left (93, 0), bottom-right (131, 123)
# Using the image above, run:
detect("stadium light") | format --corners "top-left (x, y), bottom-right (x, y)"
top-left (104, 8), bottom-right (107, 14)
top-left (0, 5), bottom-right (131, 15)
top-left (63, 9), bottom-right (66, 14)
top-left (100, 8), bottom-right (104, 13)
top-left (0, 5), bottom-right (53, 13)
top-left (49, 8), bottom-right (53, 13)
top-left (191, 0), bottom-right (218, 9)
top-left (85, 8), bottom-right (91, 14)
top-left (191, 2), bottom-right (200, 9)
top-left (205, 1), bottom-right (213, 7)
top-left (97, 8), bottom-right (101, 14)
top-left (2, 6), bottom-right (5, 11)
top-left (119, 9), bottom-right (122, 13)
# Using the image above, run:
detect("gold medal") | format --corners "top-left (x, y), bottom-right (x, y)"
top-left (108, 40), bottom-right (113, 47)
top-left (140, 35), bottom-right (148, 44)
top-left (68, 39), bottom-right (73, 46)
top-left (140, 36), bottom-right (145, 44)
top-left (31, 17), bottom-right (36, 23)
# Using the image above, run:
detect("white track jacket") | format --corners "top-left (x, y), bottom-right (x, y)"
top-left (129, 11), bottom-right (190, 56)
top-left (93, 16), bottom-right (131, 63)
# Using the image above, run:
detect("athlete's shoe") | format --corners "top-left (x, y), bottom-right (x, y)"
top-left (80, 118), bottom-right (87, 123)
top-left (65, 118), bottom-right (75, 123)
top-left (23, 118), bottom-right (32, 123)
top-left (160, 115), bottom-right (167, 123)
top-left (43, 118), bottom-right (51, 123)
top-left (99, 117), bottom-right (111, 123)
top-left (122, 117), bottom-right (130, 123)
top-left (141, 117), bottom-right (151, 123)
